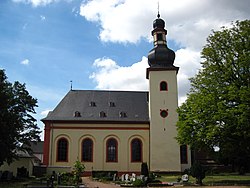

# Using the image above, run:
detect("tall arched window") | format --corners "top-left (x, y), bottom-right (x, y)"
top-left (82, 138), bottom-right (93, 162)
top-left (106, 138), bottom-right (118, 162)
top-left (160, 81), bottom-right (168, 91)
top-left (57, 138), bottom-right (68, 162)
top-left (131, 138), bottom-right (142, 162)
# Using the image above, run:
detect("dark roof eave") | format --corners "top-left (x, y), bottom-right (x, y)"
top-left (146, 66), bottom-right (179, 79)
top-left (41, 119), bottom-right (150, 125)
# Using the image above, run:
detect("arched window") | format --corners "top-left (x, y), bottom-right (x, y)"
top-left (106, 138), bottom-right (118, 162)
top-left (57, 138), bottom-right (68, 162)
top-left (131, 138), bottom-right (142, 162)
top-left (82, 138), bottom-right (93, 162)
top-left (160, 81), bottom-right (168, 91)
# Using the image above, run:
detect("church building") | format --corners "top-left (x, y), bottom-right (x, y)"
top-left (42, 15), bottom-right (191, 175)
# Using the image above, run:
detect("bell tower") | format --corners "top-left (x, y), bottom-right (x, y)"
top-left (147, 14), bottom-right (180, 172)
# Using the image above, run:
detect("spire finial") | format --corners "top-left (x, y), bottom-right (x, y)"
top-left (70, 80), bottom-right (73, 90)
top-left (157, 1), bottom-right (160, 18)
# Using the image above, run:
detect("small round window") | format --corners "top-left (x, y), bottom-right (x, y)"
top-left (160, 109), bottom-right (168, 118)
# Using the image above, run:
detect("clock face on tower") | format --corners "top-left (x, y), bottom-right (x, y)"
top-left (160, 109), bottom-right (168, 118)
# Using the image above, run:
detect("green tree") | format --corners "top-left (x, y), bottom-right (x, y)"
top-left (177, 20), bottom-right (250, 172)
top-left (0, 69), bottom-right (41, 166)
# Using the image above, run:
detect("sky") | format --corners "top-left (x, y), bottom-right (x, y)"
top-left (0, 0), bottom-right (249, 140)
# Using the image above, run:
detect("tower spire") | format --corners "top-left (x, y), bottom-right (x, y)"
top-left (147, 13), bottom-right (178, 71)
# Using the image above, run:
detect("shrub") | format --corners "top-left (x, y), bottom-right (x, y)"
top-left (133, 179), bottom-right (146, 187)
top-left (183, 168), bottom-right (190, 175)
top-left (141, 162), bottom-right (149, 177)
top-left (92, 171), bottom-right (117, 180)
top-left (60, 172), bottom-right (74, 185)
top-left (72, 159), bottom-right (85, 185)
top-left (190, 161), bottom-right (205, 185)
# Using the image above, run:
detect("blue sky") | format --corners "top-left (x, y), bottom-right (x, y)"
top-left (0, 0), bottom-right (249, 139)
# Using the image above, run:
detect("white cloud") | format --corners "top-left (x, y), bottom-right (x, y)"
top-left (84, 0), bottom-right (249, 104)
top-left (175, 48), bottom-right (201, 104)
top-left (12, 0), bottom-right (54, 7)
top-left (20, 59), bottom-right (30, 65)
top-left (80, 0), bottom-right (250, 49)
top-left (175, 48), bottom-right (201, 78)
top-left (13, 0), bottom-right (250, 105)
top-left (89, 53), bottom-right (199, 105)
top-left (90, 56), bottom-right (148, 91)
top-left (41, 109), bottom-right (51, 116)
top-left (12, 0), bottom-right (72, 7)
top-left (80, 0), bottom-right (154, 43)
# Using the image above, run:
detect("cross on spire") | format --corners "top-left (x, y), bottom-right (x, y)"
top-left (70, 80), bottom-right (73, 90)
top-left (157, 1), bottom-right (160, 18)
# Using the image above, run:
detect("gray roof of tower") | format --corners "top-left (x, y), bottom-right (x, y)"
top-left (42, 90), bottom-right (149, 123)
top-left (29, 141), bottom-right (44, 154)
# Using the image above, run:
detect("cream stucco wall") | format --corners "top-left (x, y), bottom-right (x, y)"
top-left (0, 158), bottom-right (33, 177)
top-left (47, 123), bottom-right (149, 173)
top-left (148, 69), bottom-right (181, 172)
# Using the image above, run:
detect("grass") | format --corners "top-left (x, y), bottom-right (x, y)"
top-left (1, 173), bottom-right (250, 187)
top-left (205, 173), bottom-right (250, 186)
top-left (0, 180), bottom-right (31, 188)
top-left (0, 177), bottom-right (48, 188)
top-left (157, 173), bottom-right (250, 186)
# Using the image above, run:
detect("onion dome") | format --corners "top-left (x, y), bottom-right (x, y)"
top-left (153, 13), bottom-right (166, 30)
top-left (148, 14), bottom-right (176, 67)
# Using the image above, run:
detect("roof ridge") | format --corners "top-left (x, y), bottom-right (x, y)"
top-left (69, 89), bottom-right (148, 93)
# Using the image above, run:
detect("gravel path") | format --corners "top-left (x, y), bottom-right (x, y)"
top-left (82, 177), bottom-right (120, 188)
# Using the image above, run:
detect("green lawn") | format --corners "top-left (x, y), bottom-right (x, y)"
top-left (0, 178), bottom-right (47, 188)
top-left (1, 173), bottom-right (250, 187)
top-left (158, 173), bottom-right (250, 186)
top-left (0, 181), bottom-right (30, 188)
top-left (205, 173), bottom-right (250, 186)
